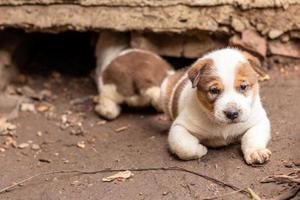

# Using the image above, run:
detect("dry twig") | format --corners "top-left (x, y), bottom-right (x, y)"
top-left (0, 166), bottom-right (247, 197)
top-left (247, 187), bottom-right (261, 200)
top-left (262, 168), bottom-right (300, 200)
top-left (202, 189), bottom-right (245, 200)
top-left (270, 185), bottom-right (300, 200)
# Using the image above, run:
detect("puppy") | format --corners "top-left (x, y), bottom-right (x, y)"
top-left (160, 48), bottom-right (271, 165)
top-left (94, 31), bottom-right (173, 120)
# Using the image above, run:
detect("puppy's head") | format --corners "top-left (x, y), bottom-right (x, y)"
top-left (188, 48), bottom-right (260, 124)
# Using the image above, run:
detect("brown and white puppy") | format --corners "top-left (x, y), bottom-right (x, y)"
top-left (94, 32), bottom-right (173, 120)
top-left (160, 48), bottom-right (271, 165)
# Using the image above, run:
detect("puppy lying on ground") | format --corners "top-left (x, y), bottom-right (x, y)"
top-left (94, 32), bottom-right (173, 120)
top-left (160, 48), bottom-right (271, 165)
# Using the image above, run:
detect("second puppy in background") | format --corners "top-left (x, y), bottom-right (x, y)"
top-left (94, 32), bottom-right (173, 120)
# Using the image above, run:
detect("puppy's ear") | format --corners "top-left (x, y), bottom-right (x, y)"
top-left (188, 59), bottom-right (212, 88)
top-left (243, 51), bottom-right (269, 80)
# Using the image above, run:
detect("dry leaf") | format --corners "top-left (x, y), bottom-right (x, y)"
top-left (246, 188), bottom-right (261, 200)
top-left (36, 104), bottom-right (50, 112)
top-left (77, 141), bottom-right (85, 149)
top-left (115, 126), bottom-right (128, 132)
top-left (96, 120), bottom-right (107, 125)
top-left (102, 170), bottom-right (134, 182)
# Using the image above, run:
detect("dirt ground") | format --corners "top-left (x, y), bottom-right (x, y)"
top-left (0, 61), bottom-right (299, 200)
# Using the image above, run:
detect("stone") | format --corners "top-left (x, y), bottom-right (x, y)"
top-left (269, 40), bottom-right (300, 58)
top-left (231, 18), bottom-right (246, 32)
top-left (269, 29), bottom-right (284, 39)
top-left (230, 30), bottom-right (267, 58)
top-left (131, 32), bottom-right (224, 58)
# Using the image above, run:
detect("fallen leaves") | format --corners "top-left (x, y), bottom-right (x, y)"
top-left (20, 102), bottom-right (52, 114)
top-left (96, 120), bottom-right (107, 126)
top-left (261, 170), bottom-right (300, 184)
top-left (76, 141), bottom-right (85, 149)
top-left (102, 170), bottom-right (134, 182)
top-left (114, 126), bottom-right (128, 132)
top-left (35, 104), bottom-right (50, 112)
top-left (246, 188), bottom-right (261, 200)
top-left (261, 166), bottom-right (300, 200)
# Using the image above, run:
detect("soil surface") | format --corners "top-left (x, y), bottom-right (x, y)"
top-left (0, 66), bottom-right (299, 200)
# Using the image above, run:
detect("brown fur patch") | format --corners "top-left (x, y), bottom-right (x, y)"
top-left (235, 62), bottom-right (258, 96)
top-left (102, 50), bottom-right (172, 96)
top-left (196, 78), bottom-right (224, 113)
top-left (188, 58), bottom-right (223, 113)
top-left (242, 51), bottom-right (268, 79)
top-left (163, 69), bottom-right (187, 118)
top-left (171, 77), bottom-right (188, 118)
top-left (188, 59), bottom-right (214, 88)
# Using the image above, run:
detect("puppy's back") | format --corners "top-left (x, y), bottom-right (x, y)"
top-left (102, 49), bottom-right (172, 97)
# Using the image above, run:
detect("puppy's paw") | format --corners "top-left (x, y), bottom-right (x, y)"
top-left (175, 144), bottom-right (208, 160)
top-left (244, 148), bottom-right (271, 165)
top-left (95, 100), bottom-right (121, 120)
top-left (195, 144), bottom-right (208, 159)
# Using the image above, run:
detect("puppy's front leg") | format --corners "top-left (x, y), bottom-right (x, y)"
top-left (241, 117), bottom-right (271, 165)
top-left (95, 95), bottom-right (121, 120)
top-left (168, 124), bottom-right (207, 160)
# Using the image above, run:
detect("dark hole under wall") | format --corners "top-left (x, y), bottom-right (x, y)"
top-left (1, 29), bottom-right (197, 78)
top-left (22, 31), bottom-right (96, 76)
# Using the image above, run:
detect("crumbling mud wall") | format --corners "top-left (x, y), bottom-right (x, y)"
top-left (0, 0), bottom-right (300, 59)
top-left (1, 0), bottom-right (300, 34)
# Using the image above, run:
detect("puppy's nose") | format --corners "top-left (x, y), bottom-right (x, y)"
top-left (224, 110), bottom-right (239, 120)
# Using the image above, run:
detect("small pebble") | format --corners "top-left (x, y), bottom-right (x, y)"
top-left (31, 144), bottom-right (40, 150)
top-left (71, 180), bottom-right (80, 186)
top-left (20, 103), bottom-right (36, 113)
top-left (4, 137), bottom-right (17, 147)
top-left (37, 131), bottom-right (43, 136)
top-left (18, 143), bottom-right (29, 149)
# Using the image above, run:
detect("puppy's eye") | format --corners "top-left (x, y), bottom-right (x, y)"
top-left (209, 86), bottom-right (220, 95)
top-left (239, 83), bottom-right (248, 92)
